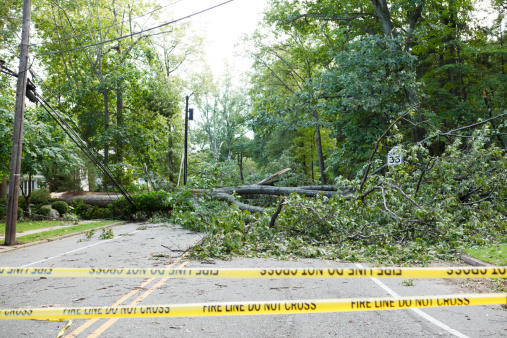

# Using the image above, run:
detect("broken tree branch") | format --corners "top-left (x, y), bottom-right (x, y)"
top-left (210, 192), bottom-right (264, 214)
top-left (257, 168), bottom-right (291, 185)
top-left (269, 198), bottom-right (287, 228)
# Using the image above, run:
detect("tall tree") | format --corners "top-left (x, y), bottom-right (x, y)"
top-left (193, 68), bottom-right (251, 163)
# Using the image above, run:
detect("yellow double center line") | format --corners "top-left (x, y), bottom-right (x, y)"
top-left (66, 257), bottom-right (189, 337)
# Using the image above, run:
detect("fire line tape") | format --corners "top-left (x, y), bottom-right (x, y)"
top-left (1, 294), bottom-right (505, 320)
top-left (0, 267), bottom-right (506, 278)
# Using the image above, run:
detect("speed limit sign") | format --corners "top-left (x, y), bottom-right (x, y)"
top-left (387, 146), bottom-right (403, 166)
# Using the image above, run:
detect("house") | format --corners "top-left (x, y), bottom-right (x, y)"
top-left (5, 174), bottom-right (46, 196)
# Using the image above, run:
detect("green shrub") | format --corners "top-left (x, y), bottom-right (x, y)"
top-left (70, 199), bottom-right (111, 220)
top-left (51, 201), bottom-right (68, 215)
top-left (0, 206), bottom-right (23, 220)
top-left (109, 190), bottom-right (194, 220)
top-left (38, 206), bottom-right (51, 217)
top-left (31, 188), bottom-right (51, 205)
top-left (18, 196), bottom-right (25, 208)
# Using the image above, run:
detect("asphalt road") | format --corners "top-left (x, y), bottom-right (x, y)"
top-left (0, 222), bottom-right (505, 337)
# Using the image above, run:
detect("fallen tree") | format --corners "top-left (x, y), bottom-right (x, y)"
top-left (214, 185), bottom-right (347, 198)
top-left (204, 170), bottom-right (353, 213)
top-left (55, 169), bottom-right (352, 214)
top-left (58, 194), bottom-right (121, 207)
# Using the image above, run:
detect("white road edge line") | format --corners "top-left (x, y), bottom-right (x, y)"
top-left (21, 230), bottom-right (140, 268)
top-left (355, 263), bottom-right (469, 338)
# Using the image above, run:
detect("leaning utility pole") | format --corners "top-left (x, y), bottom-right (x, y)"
top-left (5, 0), bottom-right (32, 246)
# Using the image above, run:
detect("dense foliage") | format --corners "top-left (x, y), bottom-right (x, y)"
top-left (246, 0), bottom-right (507, 181)
top-left (1, 0), bottom-right (203, 197)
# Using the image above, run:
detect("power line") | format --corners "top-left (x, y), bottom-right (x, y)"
top-left (16, 65), bottom-right (136, 210)
top-left (34, 91), bottom-right (137, 210)
top-left (36, 0), bottom-right (235, 57)
top-left (31, 0), bottom-right (186, 47)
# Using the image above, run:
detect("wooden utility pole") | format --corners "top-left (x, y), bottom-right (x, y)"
top-left (5, 0), bottom-right (32, 246)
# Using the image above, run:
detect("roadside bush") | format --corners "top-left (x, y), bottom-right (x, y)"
top-left (31, 188), bottom-right (51, 205)
top-left (37, 206), bottom-right (51, 217)
top-left (70, 199), bottom-right (111, 220)
top-left (1, 205), bottom-right (24, 220)
top-left (18, 196), bottom-right (25, 208)
top-left (51, 201), bottom-right (68, 215)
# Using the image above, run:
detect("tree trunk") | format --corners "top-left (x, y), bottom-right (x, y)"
top-left (214, 185), bottom-right (345, 198)
top-left (238, 152), bottom-right (244, 184)
top-left (59, 194), bottom-right (120, 207)
top-left (370, 0), bottom-right (395, 37)
top-left (211, 192), bottom-right (264, 213)
top-left (116, 44), bottom-right (124, 162)
top-left (168, 123), bottom-right (175, 183)
top-left (116, 83), bottom-right (123, 162)
top-left (257, 168), bottom-right (291, 185)
top-left (103, 90), bottom-right (110, 166)
top-left (313, 110), bottom-right (326, 184)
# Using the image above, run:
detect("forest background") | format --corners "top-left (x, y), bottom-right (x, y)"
top-left (1, 0), bottom-right (506, 264)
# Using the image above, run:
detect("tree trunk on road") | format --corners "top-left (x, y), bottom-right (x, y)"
top-left (59, 194), bottom-right (120, 207)
top-left (214, 185), bottom-right (347, 198)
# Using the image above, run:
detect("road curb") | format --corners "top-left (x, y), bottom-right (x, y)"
top-left (0, 221), bottom-right (126, 254)
top-left (460, 254), bottom-right (492, 267)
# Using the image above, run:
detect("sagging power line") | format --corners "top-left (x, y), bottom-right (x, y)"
top-left (36, 0), bottom-right (235, 57)
top-left (31, 0), bottom-right (186, 47)
top-left (1, 60), bottom-right (137, 211)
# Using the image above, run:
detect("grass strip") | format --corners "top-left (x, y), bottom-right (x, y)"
top-left (465, 244), bottom-right (507, 266)
top-left (0, 220), bottom-right (81, 235)
top-left (3, 220), bottom-right (120, 244)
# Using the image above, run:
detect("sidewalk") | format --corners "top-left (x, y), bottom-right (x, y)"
top-left (0, 220), bottom-right (124, 254)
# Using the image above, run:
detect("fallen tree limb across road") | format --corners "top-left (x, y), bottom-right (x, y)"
top-left (198, 184), bottom-right (354, 214)
top-left (58, 194), bottom-right (121, 207)
top-left (214, 185), bottom-right (350, 198)
top-left (210, 192), bottom-right (265, 214)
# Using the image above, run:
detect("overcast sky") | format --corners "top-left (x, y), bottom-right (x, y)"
top-left (164, 0), bottom-right (267, 77)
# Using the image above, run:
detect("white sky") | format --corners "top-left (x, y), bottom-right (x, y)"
top-left (163, 0), bottom-right (268, 77)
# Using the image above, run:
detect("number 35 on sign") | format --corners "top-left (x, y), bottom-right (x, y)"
top-left (387, 146), bottom-right (403, 166)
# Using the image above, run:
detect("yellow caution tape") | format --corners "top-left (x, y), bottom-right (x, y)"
top-left (56, 320), bottom-right (72, 338)
top-left (0, 294), bottom-right (505, 320)
top-left (0, 267), bottom-right (506, 278)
